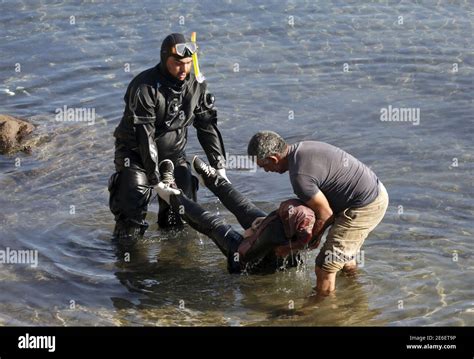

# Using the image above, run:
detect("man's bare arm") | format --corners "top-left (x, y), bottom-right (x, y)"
top-left (305, 191), bottom-right (334, 239)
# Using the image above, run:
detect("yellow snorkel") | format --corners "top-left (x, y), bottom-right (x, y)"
top-left (191, 32), bottom-right (205, 83)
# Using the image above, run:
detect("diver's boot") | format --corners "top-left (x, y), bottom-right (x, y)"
top-left (113, 219), bottom-right (148, 246)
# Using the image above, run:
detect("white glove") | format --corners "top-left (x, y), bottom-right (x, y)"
top-left (154, 182), bottom-right (181, 204)
top-left (217, 168), bottom-right (231, 184)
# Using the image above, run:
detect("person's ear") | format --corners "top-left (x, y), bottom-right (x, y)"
top-left (268, 155), bottom-right (279, 164)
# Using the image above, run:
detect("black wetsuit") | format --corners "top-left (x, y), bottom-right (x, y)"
top-left (109, 63), bottom-right (226, 237)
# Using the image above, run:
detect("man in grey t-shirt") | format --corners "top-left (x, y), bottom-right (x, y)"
top-left (248, 131), bottom-right (389, 296)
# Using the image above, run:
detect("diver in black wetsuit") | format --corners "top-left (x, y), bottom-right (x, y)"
top-left (108, 33), bottom-right (229, 244)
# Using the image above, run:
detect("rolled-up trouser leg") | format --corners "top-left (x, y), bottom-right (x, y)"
top-left (109, 168), bottom-right (153, 243)
top-left (205, 177), bottom-right (267, 230)
top-left (158, 158), bottom-right (198, 228)
top-left (169, 193), bottom-right (243, 273)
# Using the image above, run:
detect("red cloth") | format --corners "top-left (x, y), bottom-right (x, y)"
top-left (238, 199), bottom-right (317, 259)
top-left (278, 199), bottom-right (316, 247)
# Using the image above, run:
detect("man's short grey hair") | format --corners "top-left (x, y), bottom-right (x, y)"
top-left (247, 131), bottom-right (287, 160)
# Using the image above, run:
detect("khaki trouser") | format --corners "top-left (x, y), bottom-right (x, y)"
top-left (315, 182), bottom-right (389, 273)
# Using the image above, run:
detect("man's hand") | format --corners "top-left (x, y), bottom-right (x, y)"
top-left (216, 168), bottom-right (231, 183)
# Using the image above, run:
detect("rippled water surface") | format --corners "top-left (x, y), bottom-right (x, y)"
top-left (0, 0), bottom-right (472, 326)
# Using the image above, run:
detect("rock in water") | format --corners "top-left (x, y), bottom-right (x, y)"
top-left (0, 114), bottom-right (35, 154)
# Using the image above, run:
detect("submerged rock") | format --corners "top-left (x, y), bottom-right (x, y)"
top-left (0, 114), bottom-right (35, 154)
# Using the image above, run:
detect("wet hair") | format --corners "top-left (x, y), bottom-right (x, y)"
top-left (247, 131), bottom-right (287, 160)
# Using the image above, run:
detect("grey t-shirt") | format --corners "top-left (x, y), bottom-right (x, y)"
top-left (288, 141), bottom-right (379, 214)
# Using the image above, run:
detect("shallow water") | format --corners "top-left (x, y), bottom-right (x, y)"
top-left (0, 0), bottom-right (472, 326)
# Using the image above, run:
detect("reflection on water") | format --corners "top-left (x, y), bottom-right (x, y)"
top-left (0, 0), bottom-right (472, 326)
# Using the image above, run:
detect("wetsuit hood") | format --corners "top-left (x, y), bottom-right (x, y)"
top-left (159, 33), bottom-right (192, 89)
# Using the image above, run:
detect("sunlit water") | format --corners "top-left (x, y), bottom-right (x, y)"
top-left (0, 0), bottom-right (472, 326)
